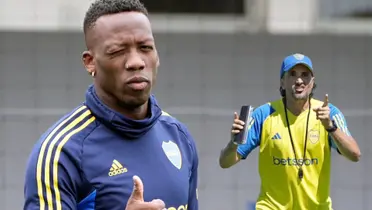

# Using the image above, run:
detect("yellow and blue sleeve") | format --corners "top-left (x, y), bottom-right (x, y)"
top-left (24, 138), bottom-right (83, 210)
top-left (23, 106), bottom-right (96, 210)
top-left (328, 103), bottom-right (352, 153)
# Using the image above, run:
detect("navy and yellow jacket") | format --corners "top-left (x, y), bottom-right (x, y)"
top-left (23, 85), bottom-right (199, 210)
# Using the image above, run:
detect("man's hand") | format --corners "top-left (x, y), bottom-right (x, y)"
top-left (313, 94), bottom-right (333, 129)
top-left (231, 112), bottom-right (245, 140)
top-left (219, 112), bottom-right (245, 169)
top-left (126, 175), bottom-right (166, 210)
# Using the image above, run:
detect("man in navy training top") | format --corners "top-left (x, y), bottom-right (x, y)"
top-left (23, 0), bottom-right (199, 209)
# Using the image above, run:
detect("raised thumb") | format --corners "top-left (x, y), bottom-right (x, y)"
top-left (128, 175), bottom-right (144, 202)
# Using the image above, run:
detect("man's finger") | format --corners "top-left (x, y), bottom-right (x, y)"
top-left (232, 124), bottom-right (244, 130)
top-left (233, 119), bottom-right (245, 125)
top-left (317, 111), bottom-right (327, 116)
top-left (234, 112), bottom-right (238, 120)
top-left (149, 199), bottom-right (166, 208)
top-left (231, 130), bottom-right (241, 134)
top-left (322, 94), bottom-right (329, 107)
top-left (129, 175), bottom-right (144, 202)
top-left (317, 116), bottom-right (328, 120)
top-left (128, 200), bottom-right (165, 210)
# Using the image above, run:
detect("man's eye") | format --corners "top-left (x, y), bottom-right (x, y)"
top-left (141, 46), bottom-right (153, 50)
top-left (302, 72), bottom-right (310, 77)
top-left (107, 49), bottom-right (123, 55)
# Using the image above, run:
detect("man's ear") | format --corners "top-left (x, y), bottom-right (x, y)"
top-left (82, 50), bottom-right (95, 75)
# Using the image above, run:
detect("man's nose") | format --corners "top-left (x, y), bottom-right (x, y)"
top-left (295, 77), bottom-right (304, 84)
top-left (126, 52), bottom-right (145, 71)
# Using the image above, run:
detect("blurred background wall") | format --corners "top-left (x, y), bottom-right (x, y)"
top-left (0, 0), bottom-right (371, 209)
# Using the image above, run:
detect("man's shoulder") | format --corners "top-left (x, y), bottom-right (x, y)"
top-left (158, 111), bottom-right (195, 143)
top-left (34, 105), bottom-right (98, 155)
top-left (252, 100), bottom-right (280, 121)
top-left (25, 105), bottom-right (98, 173)
top-left (158, 111), bottom-right (189, 134)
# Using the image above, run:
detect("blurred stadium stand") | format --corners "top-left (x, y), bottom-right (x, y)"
top-left (0, 0), bottom-right (371, 209)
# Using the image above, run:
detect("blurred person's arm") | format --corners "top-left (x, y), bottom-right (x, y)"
top-left (219, 109), bottom-right (263, 168)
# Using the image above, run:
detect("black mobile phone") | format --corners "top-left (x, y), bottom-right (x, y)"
top-left (233, 105), bottom-right (254, 145)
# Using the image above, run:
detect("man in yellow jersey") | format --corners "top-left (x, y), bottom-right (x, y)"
top-left (218, 53), bottom-right (361, 210)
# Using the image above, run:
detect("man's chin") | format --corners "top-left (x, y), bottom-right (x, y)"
top-left (292, 93), bottom-right (309, 100)
top-left (119, 92), bottom-right (151, 108)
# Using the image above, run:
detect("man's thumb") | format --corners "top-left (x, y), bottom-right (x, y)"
top-left (322, 94), bottom-right (329, 107)
top-left (129, 175), bottom-right (144, 202)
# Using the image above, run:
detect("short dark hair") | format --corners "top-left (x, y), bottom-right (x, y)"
top-left (83, 0), bottom-right (148, 33)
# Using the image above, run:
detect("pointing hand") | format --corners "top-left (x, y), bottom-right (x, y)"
top-left (126, 176), bottom-right (166, 210)
top-left (313, 94), bottom-right (333, 130)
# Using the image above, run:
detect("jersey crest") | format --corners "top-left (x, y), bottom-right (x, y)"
top-left (308, 129), bottom-right (320, 144)
top-left (162, 140), bottom-right (182, 169)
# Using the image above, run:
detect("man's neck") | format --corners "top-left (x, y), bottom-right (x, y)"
top-left (117, 102), bottom-right (149, 120)
top-left (284, 97), bottom-right (310, 116)
top-left (95, 87), bottom-right (149, 120)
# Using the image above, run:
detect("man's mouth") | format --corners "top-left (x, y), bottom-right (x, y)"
top-left (294, 86), bottom-right (305, 93)
top-left (126, 76), bottom-right (150, 91)
top-left (127, 82), bottom-right (148, 90)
